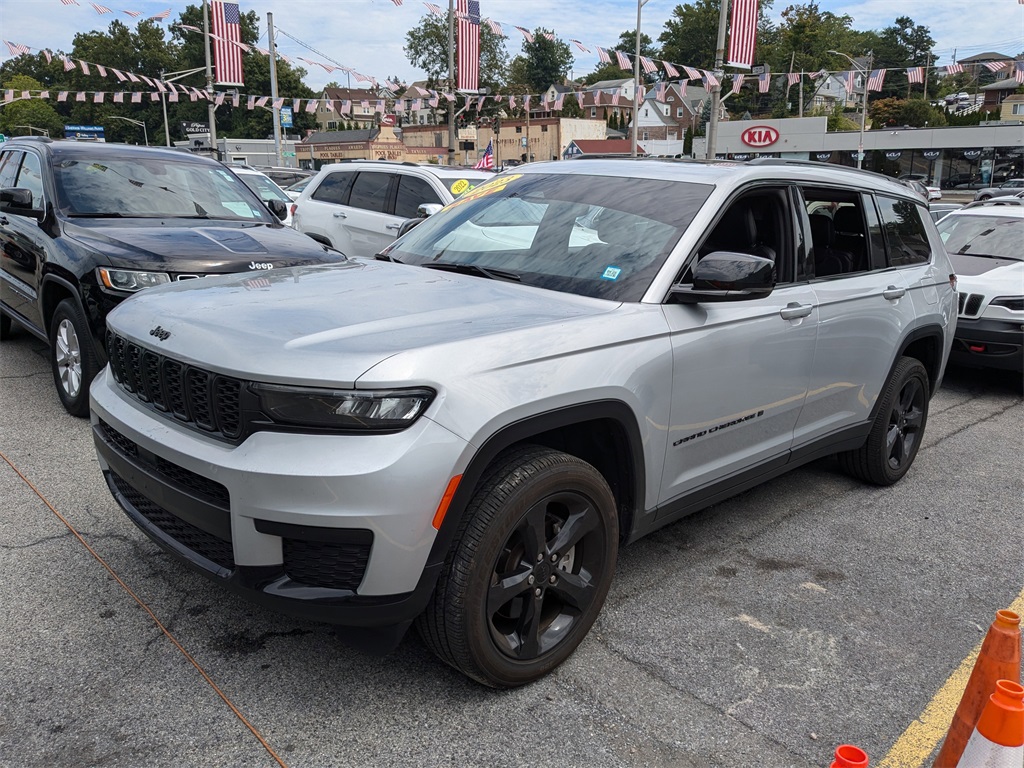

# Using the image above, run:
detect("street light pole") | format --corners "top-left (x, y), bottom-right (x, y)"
top-left (159, 67), bottom-right (207, 146)
top-left (828, 49), bottom-right (873, 170)
top-left (447, 0), bottom-right (456, 166)
top-left (108, 116), bottom-right (148, 146)
top-left (706, 0), bottom-right (730, 161)
top-left (631, 0), bottom-right (651, 158)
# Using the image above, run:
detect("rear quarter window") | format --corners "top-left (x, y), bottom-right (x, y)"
top-left (876, 196), bottom-right (932, 266)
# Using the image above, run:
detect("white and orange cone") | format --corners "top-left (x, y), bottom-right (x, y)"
top-left (954, 679), bottom-right (1024, 767)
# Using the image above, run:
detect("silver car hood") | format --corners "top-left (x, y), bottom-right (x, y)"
top-left (105, 259), bottom-right (620, 386)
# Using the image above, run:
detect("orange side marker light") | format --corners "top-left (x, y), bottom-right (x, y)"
top-left (432, 475), bottom-right (462, 530)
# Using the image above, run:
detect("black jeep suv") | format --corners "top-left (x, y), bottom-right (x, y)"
top-left (0, 138), bottom-right (343, 416)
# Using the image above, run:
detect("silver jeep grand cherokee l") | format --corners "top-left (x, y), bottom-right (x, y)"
top-left (90, 159), bottom-right (957, 687)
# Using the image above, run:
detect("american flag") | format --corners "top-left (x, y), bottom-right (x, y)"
top-left (60, 0), bottom-right (79, 5)
top-left (514, 26), bottom-right (534, 43)
top-left (390, 0), bottom-right (403, 5)
top-left (212, 2), bottom-right (244, 86)
top-left (726, 0), bottom-right (759, 69)
top-left (844, 70), bottom-right (857, 94)
top-left (596, 47), bottom-right (611, 64)
top-left (123, 10), bottom-right (141, 17)
top-left (570, 39), bottom-right (589, 53)
top-left (906, 67), bottom-right (923, 84)
top-left (640, 56), bottom-right (657, 75)
top-left (663, 61), bottom-right (679, 78)
top-left (683, 65), bottom-right (701, 80)
top-left (474, 139), bottom-right (494, 169)
top-left (866, 69), bottom-right (886, 92)
top-left (731, 74), bottom-right (744, 95)
top-left (758, 71), bottom-right (770, 93)
top-left (702, 69), bottom-right (720, 87)
top-left (984, 60), bottom-right (1009, 72)
top-left (1016, 66), bottom-right (1024, 84)
top-left (485, 19), bottom-right (502, 36)
top-left (423, 2), bottom-right (442, 15)
top-left (456, 0), bottom-right (479, 91)
top-left (3, 41), bottom-right (32, 57)
top-left (787, 72), bottom-right (800, 86)
top-left (945, 63), bottom-right (963, 75)
top-left (615, 50), bottom-right (631, 70)
top-left (148, 8), bottom-right (170, 20)
top-left (90, 3), bottom-right (112, 13)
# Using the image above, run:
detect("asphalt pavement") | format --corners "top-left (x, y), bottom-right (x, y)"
top-left (1, 326), bottom-right (1021, 768)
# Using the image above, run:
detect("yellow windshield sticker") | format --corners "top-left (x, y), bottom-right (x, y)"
top-left (450, 179), bottom-right (470, 196)
top-left (447, 173), bottom-right (523, 211)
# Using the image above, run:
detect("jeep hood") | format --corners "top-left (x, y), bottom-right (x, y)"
top-left (105, 259), bottom-right (620, 386)
top-left (64, 219), bottom-right (337, 272)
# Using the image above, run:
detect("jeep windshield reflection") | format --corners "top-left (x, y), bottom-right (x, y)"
top-left (53, 158), bottom-right (273, 222)
top-left (387, 173), bottom-right (713, 301)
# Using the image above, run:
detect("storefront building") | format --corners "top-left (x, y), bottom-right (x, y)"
top-left (712, 117), bottom-right (1023, 189)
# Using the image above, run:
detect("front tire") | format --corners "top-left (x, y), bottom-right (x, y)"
top-left (839, 357), bottom-right (930, 485)
top-left (49, 298), bottom-right (100, 417)
top-left (417, 446), bottom-right (618, 688)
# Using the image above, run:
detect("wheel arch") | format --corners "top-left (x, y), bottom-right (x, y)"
top-left (426, 400), bottom-right (646, 568)
top-left (40, 273), bottom-right (82, 336)
top-left (897, 325), bottom-right (946, 395)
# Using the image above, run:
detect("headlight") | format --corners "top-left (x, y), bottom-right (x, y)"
top-left (97, 267), bottom-right (172, 292)
top-left (253, 384), bottom-right (435, 431)
top-left (989, 296), bottom-right (1024, 312)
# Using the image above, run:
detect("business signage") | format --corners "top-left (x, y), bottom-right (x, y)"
top-left (280, 106), bottom-right (293, 128)
top-left (922, 149), bottom-right (941, 160)
top-left (380, 114), bottom-right (396, 127)
top-left (64, 124), bottom-right (105, 141)
top-left (814, 152), bottom-right (833, 162)
top-left (885, 151), bottom-right (902, 160)
top-left (180, 121), bottom-right (210, 136)
top-left (962, 149), bottom-right (982, 160)
top-left (740, 125), bottom-right (779, 148)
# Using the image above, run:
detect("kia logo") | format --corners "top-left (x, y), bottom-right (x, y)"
top-left (380, 115), bottom-right (396, 126)
top-left (740, 126), bottom-right (779, 148)
top-left (149, 326), bottom-right (171, 341)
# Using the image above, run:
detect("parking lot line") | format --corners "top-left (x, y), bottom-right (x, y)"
top-left (877, 590), bottom-right (1024, 768)
top-left (0, 448), bottom-right (291, 768)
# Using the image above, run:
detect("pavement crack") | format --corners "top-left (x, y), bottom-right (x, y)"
top-left (0, 532), bottom-right (73, 549)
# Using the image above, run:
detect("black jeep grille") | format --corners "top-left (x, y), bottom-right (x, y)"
top-left (958, 292), bottom-right (985, 317)
top-left (110, 471), bottom-right (235, 570)
top-left (106, 332), bottom-right (244, 441)
top-left (283, 538), bottom-right (371, 591)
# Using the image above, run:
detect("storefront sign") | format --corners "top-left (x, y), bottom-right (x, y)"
top-left (380, 114), bottom-right (396, 127)
top-left (922, 149), bottom-right (941, 160)
top-left (814, 152), bottom-right (833, 162)
top-left (885, 151), bottom-right (902, 160)
top-left (179, 121), bottom-right (210, 136)
top-left (962, 149), bottom-right (982, 160)
top-left (740, 125), bottom-right (779, 148)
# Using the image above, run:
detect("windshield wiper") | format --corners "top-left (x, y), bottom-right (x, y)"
top-left (420, 261), bottom-right (521, 282)
top-left (374, 252), bottom-right (403, 263)
top-left (66, 212), bottom-right (128, 218)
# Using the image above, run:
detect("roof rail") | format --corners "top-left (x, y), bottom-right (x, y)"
top-left (746, 157), bottom-right (889, 180)
top-left (7, 135), bottom-right (53, 144)
top-left (963, 196), bottom-right (1024, 208)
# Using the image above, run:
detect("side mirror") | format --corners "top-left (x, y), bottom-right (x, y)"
top-left (266, 199), bottom-right (288, 221)
top-left (0, 188), bottom-right (44, 220)
top-left (397, 217), bottom-right (424, 238)
top-left (670, 251), bottom-right (776, 303)
top-left (417, 203), bottom-right (443, 218)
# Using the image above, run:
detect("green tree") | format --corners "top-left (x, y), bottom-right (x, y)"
top-left (659, 0), bottom-right (720, 71)
top-left (507, 29), bottom-right (574, 93)
top-left (404, 12), bottom-right (507, 95)
top-left (0, 75), bottom-right (64, 138)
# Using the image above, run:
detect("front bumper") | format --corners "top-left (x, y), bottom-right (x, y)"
top-left (950, 316), bottom-right (1024, 371)
top-left (90, 368), bottom-right (469, 649)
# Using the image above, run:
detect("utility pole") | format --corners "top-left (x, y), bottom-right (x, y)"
top-left (268, 12), bottom-right (283, 167)
top-left (631, 0), bottom-right (651, 158)
top-left (922, 51), bottom-right (931, 102)
top-left (202, 0), bottom-right (217, 155)
top-left (447, 0), bottom-right (456, 166)
top-left (706, 0), bottom-right (729, 161)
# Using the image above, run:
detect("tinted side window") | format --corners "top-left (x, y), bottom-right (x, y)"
top-left (310, 171), bottom-right (354, 205)
top-left (0, 150), bottom-right (22, 188)
top-left (15, 153), bottom-right (45, 208)
top-left (348, 172), bottom-right (392, 214)
top-left (394, 175), bottom-right (442, 219)
top-left (876, 196), bottom-right (931, 266)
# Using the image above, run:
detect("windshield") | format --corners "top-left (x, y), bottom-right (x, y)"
top-left (238, 172), bottom-right (291, 203)
top-left (936, 214), bottom-right (1024, 260)
top-left (53, 158), bottom-right (273, 221)
top-left (387, 172), bottom-right (713, 301)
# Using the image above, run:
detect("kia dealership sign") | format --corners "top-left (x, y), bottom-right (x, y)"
top-left (740, 125), bottom-right (780, 148)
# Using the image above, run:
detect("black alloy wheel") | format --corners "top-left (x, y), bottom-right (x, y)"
top-left (840, 357), bottom-right (930, 486)
top-left (417, 445), bottom-right (618, 688)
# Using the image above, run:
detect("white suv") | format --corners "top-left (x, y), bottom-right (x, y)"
top-left (292, 162), bottom-right (492, 257)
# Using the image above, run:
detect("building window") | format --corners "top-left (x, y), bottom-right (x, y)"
top-left (591, 107), bottom-right (597, 118)
top-left (516, 126), bottom-right (522, 133)
top-left (327, 121), bottom-right (338, 130)
top-left (1013, 103), bottom-right (1024, 115)
top-left (641, 131), bottom-right (649, 141)
top-left (644, 108), bottom-right (649, 116)
top-left (668, 96), bottom-right (675, 102)
top-left (541, 125), bottom-right (548, 132)
top-left (676, 108), bottom-right (683, 118)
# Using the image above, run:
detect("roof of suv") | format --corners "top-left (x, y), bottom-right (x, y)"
top-left (313, 160), bottom-right (491, 179)
top-left (6, 137), bottom-right (217, 165)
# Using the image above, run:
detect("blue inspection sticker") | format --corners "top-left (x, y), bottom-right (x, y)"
top-left (601, 266), bottom-right (622, 281)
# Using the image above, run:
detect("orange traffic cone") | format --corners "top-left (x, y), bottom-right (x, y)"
top-left (954, 679), bottom-right (1024, 766)
top-left (934, 609), bottom-right (1022, 767)
top-left (831, 744), bottom-right (869, 767)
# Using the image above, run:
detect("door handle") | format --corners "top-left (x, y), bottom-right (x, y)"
top-left (780, 302), bottom-right (813, 320)
top-left (883, 285), bottom-right (906, 301)
top-left (385, 223), bottom-right (401, 231)
top-left (332, 212), bottom-right (347, 219)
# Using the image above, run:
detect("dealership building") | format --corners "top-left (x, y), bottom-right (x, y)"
top-left (711, 116), bottom-right (1023, 189)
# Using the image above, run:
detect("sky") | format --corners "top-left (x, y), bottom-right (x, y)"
top-left (2, 0), bottom-right (1022, 92)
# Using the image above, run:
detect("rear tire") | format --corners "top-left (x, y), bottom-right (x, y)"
top-left (48, 298), bottom-right (100, 417)
top-left (417, 445), bottom-right (618, 688)
top-left (839, 357), bottom-right (929, 486)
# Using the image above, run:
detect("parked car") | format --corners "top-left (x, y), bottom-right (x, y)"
top-left (230, 166), bottom-right (296, 226)
top-left (91, 158), bottom-right (956, 687)
top-left (898, 173), bottom-right (941, 201)
top-left (284, 176), bottom-right (313, 201)
top-left (973, 178), bottom-right (1024, 201)
top-left (928, 202), bottom-right (963, 223)
top-left (255, 166), bottom-right (313, 189)
top-left (935, 198), bottom-right (1024, 372)
top-left (291, 161), bottom-right (491, 257)
top-left (0, 138), bottom-right (343, 416)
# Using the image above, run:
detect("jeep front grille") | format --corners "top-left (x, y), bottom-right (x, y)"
top-left (958, 292), bottom-right (985, 317)
top-left (106, 331), bottom-right (244, 441)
